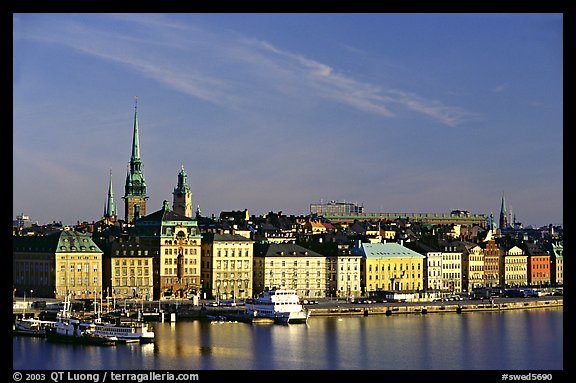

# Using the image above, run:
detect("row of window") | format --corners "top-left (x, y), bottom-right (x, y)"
top-left (114, 268), bottom-right (150, 276)
top-left (164, 257), bottom-right (197, 265)
top-left (163, 267), bottom-right (197, 275)
top-left (114, 259), bottom-right (149, 266)
top-left (164, 248), bottom-right (198, 255)
top-left (368, 263), bottom-right (422, 272)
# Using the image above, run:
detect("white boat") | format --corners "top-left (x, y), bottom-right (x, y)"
top-left (245, 288), bottom-right (311, 324)
top-left (13, 317), bottom-right (56, 337)
top-left (92, 318), bottom-right (155, 343)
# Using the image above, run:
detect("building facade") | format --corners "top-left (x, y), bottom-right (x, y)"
top-left (14, 230), bottom-right (104, 300)
top-left (253, 243), bottom-right (327, 298)
top-left (354, 242), bottom-right (425, 294)
top-left (200, 233), bottom-right (254, 300)
top-left (501, 245), bottom-right (528, 287)
top-left (134, 201), bottom-right (202, 298)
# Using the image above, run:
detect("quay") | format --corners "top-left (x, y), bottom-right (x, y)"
top-left (14, 297), bottom-right (562, 323)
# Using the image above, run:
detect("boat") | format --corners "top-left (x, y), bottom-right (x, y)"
top-left (45, 296), bottom-right (118, 346)
top-left (92, 318), bottom-right (155, 344)
top-left (13, 317), bottom-right (56, 337)
top-left (244, 288), bottom-right (311, 324)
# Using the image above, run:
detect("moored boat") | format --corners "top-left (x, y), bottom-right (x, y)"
top-left (92, 318), bottom-right (155, 344)
top-left (13, 317), bottom-right (56, 337)
top-left (46, 296), bottom-right (118, 346)
top-left (245, 288), bottom-right (311, 324)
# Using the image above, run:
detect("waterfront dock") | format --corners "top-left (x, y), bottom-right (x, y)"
top-left (14, 297), bottom-right (562, 323)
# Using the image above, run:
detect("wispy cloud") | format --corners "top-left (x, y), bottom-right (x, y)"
top-left (16, 14), bottom-right (475, 127)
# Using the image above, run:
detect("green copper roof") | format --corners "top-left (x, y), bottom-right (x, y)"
top-left (357, 242), bottom-right (425, 259)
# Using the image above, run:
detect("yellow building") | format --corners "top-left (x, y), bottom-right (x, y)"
top-left (14, 229), bottom-right (104, 299)
top-left (453, 241), bottom-right (485, 292)
top-left (134, 201), bottom-right (202, 299)
top-left (201, 233), bottom-right (254, 300)
top-left (108, 240), bottom-right (155, 300)
top-left (355, 242), bottom-right (425, 294)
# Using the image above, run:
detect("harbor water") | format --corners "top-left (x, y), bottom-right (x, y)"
top-left (13, 307), bottom-right (563, 371)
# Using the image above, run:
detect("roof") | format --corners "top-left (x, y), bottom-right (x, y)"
top-left (254, 243), bottom-right (324, 257)
top-left (201, 233), bottom-right (254, 243)
top-left (356, 242), bottom-right (425, 259)
top-left (135, 201), bottom-right (195, 225)
top-left (13, 230), bottom-right (102, 254)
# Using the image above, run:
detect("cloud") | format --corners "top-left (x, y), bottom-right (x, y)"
top-left (15, 14), bottom-right (476, 128)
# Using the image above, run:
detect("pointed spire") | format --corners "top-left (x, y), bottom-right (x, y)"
top-left (131, 96), bottom-right (140, 161)
top-left (106, 169), bottom-right (116, 217)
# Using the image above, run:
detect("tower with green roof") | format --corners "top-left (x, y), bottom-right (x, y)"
top-left (123, 98), bottom-right (148, 223)
top-left (172, 165), bottom-right (193, 218)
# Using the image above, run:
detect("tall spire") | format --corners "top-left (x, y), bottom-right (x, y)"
top-left (106, 169), bottom-right (116, 218)
top-left (123, 97), bottom-right (148, 223)
top-left (131, 96), bottom-right (141, 161)
top-left (499, 192), bottom-right (508, 229)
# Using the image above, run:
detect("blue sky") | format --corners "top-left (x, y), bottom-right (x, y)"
top-left (13, 13), bottom-right (563, 227)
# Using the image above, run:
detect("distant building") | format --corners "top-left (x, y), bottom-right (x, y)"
top-left (310, 200), bottom-right (365, 216)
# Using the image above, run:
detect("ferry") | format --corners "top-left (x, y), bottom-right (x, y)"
top-left (93, 318), bottom-right (155, 343)
top-left (245, 288), bottom-right (310, 324)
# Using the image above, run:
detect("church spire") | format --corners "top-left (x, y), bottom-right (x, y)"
top-left (106, 169), bottom-right (116, 218)
top-left (499, 192), bottom-right (508, 229)
top-left (123, 97), bottom-right (148, 223)
top-left (131, 96), bottom-right (141, 161)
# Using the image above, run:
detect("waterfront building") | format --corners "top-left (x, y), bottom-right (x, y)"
top-left (123, 100), bottom-right (148, 223)
top-left (172, 165), bottom-right (193, 218)
top-left (439, 243), bottom-right (463, 295)
top-left (482, 238), bottom-right (503, 287)
top-left (501, 245), bottom-right (528, 287)
top-left (200, 233), bottom-right (254, 300)
top-left (106, 237), bottom-right (155, 301)
top-left (13, 230), bottom-right (104, 299)
top-left (331, 244), bottom-right (362, 298)
top-left (253, 243), bottom-right (327, 298)
top-left (524, 242), bottom-right (551, 286)
top-left (353, 241), bottom-right (425, 294)
top-left (548, 241), bottom-right (563, 286)
top-left (405, 241), bottom-right (443, 297)
top-left (133, 201), bottom-right (202, 298)
top-left (451, 241), bottom-right (484, 292)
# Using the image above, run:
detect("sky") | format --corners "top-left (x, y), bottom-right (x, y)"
top-left (12, 13), bottom-right (563, 228)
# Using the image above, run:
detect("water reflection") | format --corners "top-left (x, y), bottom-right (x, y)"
top-left (14, 308), bottom-right (562, 370)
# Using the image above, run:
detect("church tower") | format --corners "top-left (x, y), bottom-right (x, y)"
top-left (499, 193), bottom-right (508, 229)
top-left (172, 165), bottom-right (193, 218)
top-left (123, 98), bottom-right (148, 223)
top-left (103, 169), bottom-right (117, 223)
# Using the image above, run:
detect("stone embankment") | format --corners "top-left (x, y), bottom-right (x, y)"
top-left (307, 298), bottom-right (563, 317)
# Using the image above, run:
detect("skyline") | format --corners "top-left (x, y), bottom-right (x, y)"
top-left (13, 13), bottom-right (563, 227)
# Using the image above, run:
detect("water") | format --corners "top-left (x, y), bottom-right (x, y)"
top-left (13, 308), bottom-right (563, 371)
